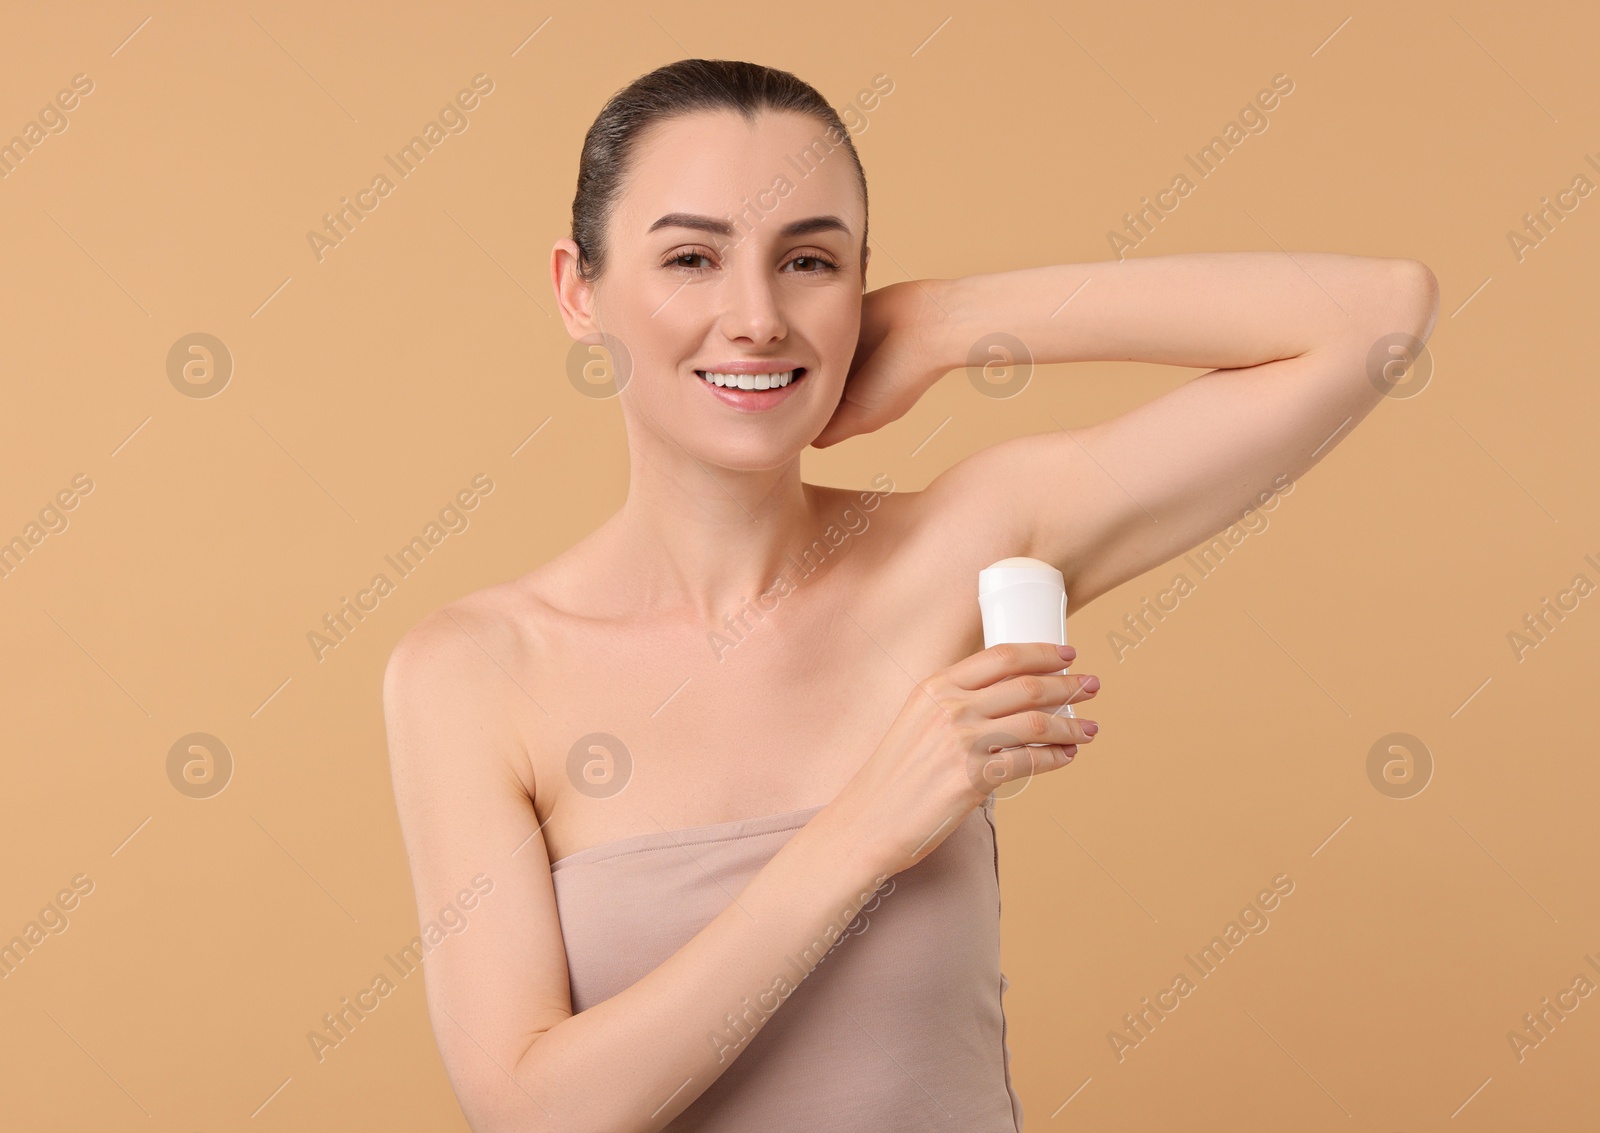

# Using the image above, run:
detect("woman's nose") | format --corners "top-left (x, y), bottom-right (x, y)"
top-left (719, 268), bottom-right (786, 344)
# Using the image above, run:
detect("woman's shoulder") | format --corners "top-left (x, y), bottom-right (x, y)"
top-left (383, 567), bottom-right (561, 702)
top-left (379, 569), bottom-right (569, 805)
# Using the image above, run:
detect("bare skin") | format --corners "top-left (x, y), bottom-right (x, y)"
top-left (384, 107), bottom-right (1439, 1132)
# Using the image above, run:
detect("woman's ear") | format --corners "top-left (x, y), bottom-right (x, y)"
top-left (551, 239), bottom-right (598, 337)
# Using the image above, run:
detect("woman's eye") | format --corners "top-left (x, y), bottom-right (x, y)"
top-left (670, 252), bottom-right (713, 271)
top-left (786, 255), bottom-right (839, 273)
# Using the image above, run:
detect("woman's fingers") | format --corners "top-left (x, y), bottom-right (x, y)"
top-left (972, 670), bottom-right (1099, 718)
top-left (942, 642), bottom-right (1078, 691)
top-left (967, 743), bottom-right (1079, 794)
top-left (984, 704), bottom-right (1099, 748)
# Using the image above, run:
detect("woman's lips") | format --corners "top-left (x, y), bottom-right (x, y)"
top-left (694, 367), bottom-right (807, 412)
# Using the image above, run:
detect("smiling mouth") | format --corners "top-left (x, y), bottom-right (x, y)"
top-left (695, 368), bottom-right (806, 390)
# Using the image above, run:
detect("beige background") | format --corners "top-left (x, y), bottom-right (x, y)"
top-left (2, 0), bottom-right (1596, 1128)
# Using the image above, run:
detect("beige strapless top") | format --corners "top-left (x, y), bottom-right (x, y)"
top-left (549, 795), bottom-right (1025, 1131)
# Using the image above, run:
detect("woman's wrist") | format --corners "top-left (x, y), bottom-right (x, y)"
top-left (810, 784), bottom-right (900, 882)
top-left (929, 275), bottom-right (980, 379)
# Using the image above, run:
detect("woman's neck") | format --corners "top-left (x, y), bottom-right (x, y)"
top-left (575, 449), bottom-right (828, 626)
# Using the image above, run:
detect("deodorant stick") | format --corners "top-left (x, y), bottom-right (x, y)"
top-left (978, 556), bottom-right (1076, 719)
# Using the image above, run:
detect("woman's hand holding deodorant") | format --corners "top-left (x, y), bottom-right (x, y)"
top-left (828, 557), bottom-right (1099, 878)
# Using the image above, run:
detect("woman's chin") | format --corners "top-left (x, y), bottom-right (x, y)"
top-left (684, 429), bottom-right (818, 474)
top-left (622, 386), bottom-right (836, 472)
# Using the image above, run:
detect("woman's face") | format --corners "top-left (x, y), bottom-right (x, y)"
top-left (560, 109), bottom-right (868, 471)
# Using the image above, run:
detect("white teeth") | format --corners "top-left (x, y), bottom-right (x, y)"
top-left (698, 370), bottom-right (796, 389)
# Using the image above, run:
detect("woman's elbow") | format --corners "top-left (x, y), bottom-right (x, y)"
top-left (1390, 258), bottom-right (1440, 342)
top-left (439, 1048), bottom-right (556, 1133)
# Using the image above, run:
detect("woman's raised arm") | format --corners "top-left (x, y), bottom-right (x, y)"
top-left (817, 252), bottom-right (1438, 610)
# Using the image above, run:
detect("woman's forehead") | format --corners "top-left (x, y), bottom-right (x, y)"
top-left (618, 111), bottom-right (863, 237)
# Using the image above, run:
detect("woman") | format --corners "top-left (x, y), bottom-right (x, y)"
top-left (384, 58), bottom-right (1437, 1132)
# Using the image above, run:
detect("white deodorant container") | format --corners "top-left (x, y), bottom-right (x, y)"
top-left (978, 556), bottom-right (1076, 719)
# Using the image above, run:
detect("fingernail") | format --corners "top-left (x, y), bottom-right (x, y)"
top-left (1056, 644), bottom-right (1077, 660)
top-left (1082, 721), bottom-right (1100, 736)
top-left (1082, 676), bottom-right (1100, 693)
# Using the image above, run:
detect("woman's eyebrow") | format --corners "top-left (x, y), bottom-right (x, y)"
top-left (647, 212), bottom-right (851, 239)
